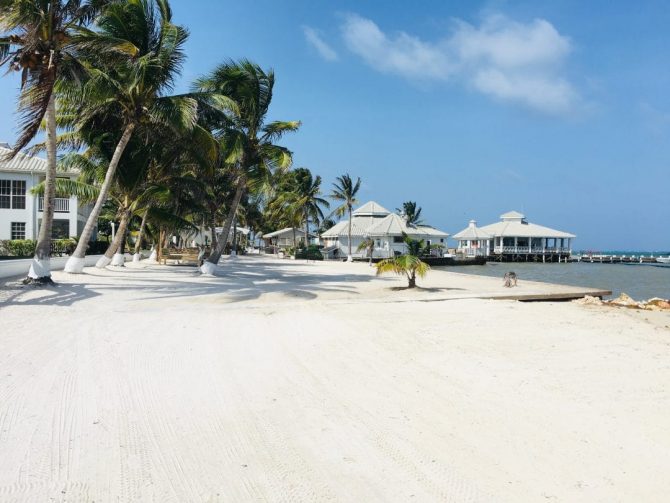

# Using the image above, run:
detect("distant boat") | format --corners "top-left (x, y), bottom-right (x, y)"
top-left (656, 256), bottom-right (670, 264)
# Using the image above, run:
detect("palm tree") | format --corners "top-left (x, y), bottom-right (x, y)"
top-left (63, 0), bottom-right (199, 272)
top-left (194, 60), bottom-right (299, 274)
top-left (330, 174), bottom-right (361, 261)
top-left (269, 168), bottom-right (329, 253)
top-left (375, 235), bottom-right (430, 288)
top-left (0, 0), bottom-right (109, 282)
top-left (357, 236), bottom-right (375, 265)
top-left (294, 168), bottom-right (329, 248)
top-left (396, 201), bottom-right (423, 225)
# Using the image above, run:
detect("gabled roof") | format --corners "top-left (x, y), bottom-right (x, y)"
top-left (453, 220), bottom-right (492, 240)
top-left (0, 145), bottom-right (78, 175)
top-left (352, 200), bottom-right (390, 217)
top-left (367, 213), bottom-right (449, 238)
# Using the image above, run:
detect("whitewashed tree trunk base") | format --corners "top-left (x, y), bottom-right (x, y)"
top-left (27, 256), bottom-right (51, 280)
top-left (200, 261), bottom-right (218, 276)
top-left (111, 253), bottom-right (125, 266)
top-left (347, 255), bottom-right (353, 262)
top-left (64, 256), bottom-right (86, 274)
top-left (96, 256), bottom-right (112, 269)
top-left (132, 253), bottom-right (141, 263)
top-left (148, 248), bottom-right (157, 262)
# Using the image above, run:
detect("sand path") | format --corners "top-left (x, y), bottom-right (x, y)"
top-left (0, 256), bottom-right (669, 501)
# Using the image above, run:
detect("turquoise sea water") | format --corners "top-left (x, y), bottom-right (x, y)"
top-left (447, 261), bottom-right (670, 300)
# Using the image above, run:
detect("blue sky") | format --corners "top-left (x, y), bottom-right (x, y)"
top-left (1, 0), bottom-right (669, 250)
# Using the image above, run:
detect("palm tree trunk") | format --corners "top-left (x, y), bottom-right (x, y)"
top-left (304, 210), bottom-right (309, 251)
top-left (292, 227), bottom-right (297, 250)
top-left (26, 94), bottom-right (57, 282)
top-left (96, 209), bottom-right (130, 268)
top-left (202, 176), bottom-right (246, 274)
top-left (133, 209), bottom-right (148, 261)
top-left (232, 216), bottom-right (238, 255)
top-left (408, 271), bottom-right (416, 288)
top-left (209, 211), bottom-right (218, 251)
top-left (64, 122), bottom-right (136, 273)
top-left (347, 205), bottom-right (353, 261)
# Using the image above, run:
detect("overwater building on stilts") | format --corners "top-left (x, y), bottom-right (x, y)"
top-left (455, 211), bottom-right (575, 262)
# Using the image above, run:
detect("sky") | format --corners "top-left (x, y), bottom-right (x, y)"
top-left (1, 0), bottom-right (669, 250)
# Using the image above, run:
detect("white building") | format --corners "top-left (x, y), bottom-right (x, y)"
top-left (321, 201), bottom-right (449, 259)
top-left (455, 211), bottom-right (575, 261)
top-left (0, 144), bottom-right (89, 241)
top-left (452, 220), bottom-right (491, 257)
top-left (261, 227), bottom-right (315, 251)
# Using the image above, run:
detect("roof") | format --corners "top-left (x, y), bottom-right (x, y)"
top-left (500, 210), bottom-right (526, 220)
top-left (321, 216), bottom-right (380, 238)
top-left (0, 145), bottom-right (78, 176)
top-left (261, 227), bottom-right (315, 239)
top-left (352, 200), bottom-right (391, 217)
top-left (367, 213), bottom-right (449, 238)
top-left (453, 220), bottom-right (492, 240)
top-left (479, 214), bottom-right (576, 238)
top-left (0, 145), bottom-right (48, 173)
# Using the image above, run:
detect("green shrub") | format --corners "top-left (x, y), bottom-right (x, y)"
top-left (5, 239), bottom-right (36, 257)
top-left (295, 245), bottom-right (323, 260)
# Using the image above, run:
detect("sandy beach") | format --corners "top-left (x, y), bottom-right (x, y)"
top-left (1, 256), bottom-right (669, 502)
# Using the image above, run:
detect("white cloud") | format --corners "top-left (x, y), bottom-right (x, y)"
top-left (340, 13), bottom-right (580, 115)
top-left (303, 26), bottom-right (338, 62)
top-left (341, 14), bottom-right (454, 80)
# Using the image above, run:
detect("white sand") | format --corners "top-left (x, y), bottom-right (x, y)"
top-left (0, 256), bottom-right (669, 502)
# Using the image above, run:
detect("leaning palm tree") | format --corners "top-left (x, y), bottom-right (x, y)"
top-left (330, 174), bottom-right (361, 261)
top-left (375, 234), bottom-right (430, 288)
top-left (194, 60), bottom-right (299, 274)
top-left (63, 0), bottom-right (199, 272)
top-left (396, 201), bottom-right (423, 225)
top-left (0, 0), bottom-right (109, 282)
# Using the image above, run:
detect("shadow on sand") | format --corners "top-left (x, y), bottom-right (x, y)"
top-left (0, 256), bottom-right (393, 308)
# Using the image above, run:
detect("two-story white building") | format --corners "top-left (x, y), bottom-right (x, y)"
top-left (0, 143), bottom-right (90, 241)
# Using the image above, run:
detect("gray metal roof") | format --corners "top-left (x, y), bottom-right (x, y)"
top-left (352, 200), bottom-right (391, 216)
top-left (453, 220), bottom-right (492, 240)
top-left (0, 145), bottom-right (79, 176)
top-left (0, 146), bottom-right (48, 173)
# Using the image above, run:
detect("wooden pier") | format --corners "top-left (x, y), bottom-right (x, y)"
top-left (571, 254), bottom-right (667, 264)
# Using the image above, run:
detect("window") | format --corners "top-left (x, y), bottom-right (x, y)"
top-left (12, 180), bottom-right (26, 209)
top-left (393, 236), bottom-right (404, 243)
top-left (11, 222), bottom-right (26, 240)
top-left (0, 179), bottom-right (26, 209)
top-left (0, 180), bottom-right (9, 208)
top-left (37, 219), bottom-right (70, 239)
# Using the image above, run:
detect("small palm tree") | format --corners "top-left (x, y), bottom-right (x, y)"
top-left (396, 201), bottom-right (423, 225)
top-left (375, 234), bottom-right (430, 288)
top-left (357, 236), bottom-right (375, 265)
top-left (330, 174), bottom-right (361, 261)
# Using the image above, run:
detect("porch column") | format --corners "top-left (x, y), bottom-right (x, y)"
top-left (514, 236), bottom-right (517, 253)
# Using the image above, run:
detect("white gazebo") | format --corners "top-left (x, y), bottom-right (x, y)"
top-left (477, 211), bottom-right (576, 262)
top-left (452, 220), bottom-right (491, 257)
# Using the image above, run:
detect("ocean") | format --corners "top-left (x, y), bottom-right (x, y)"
top-left (449, 260), bottom-right (670, 300)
